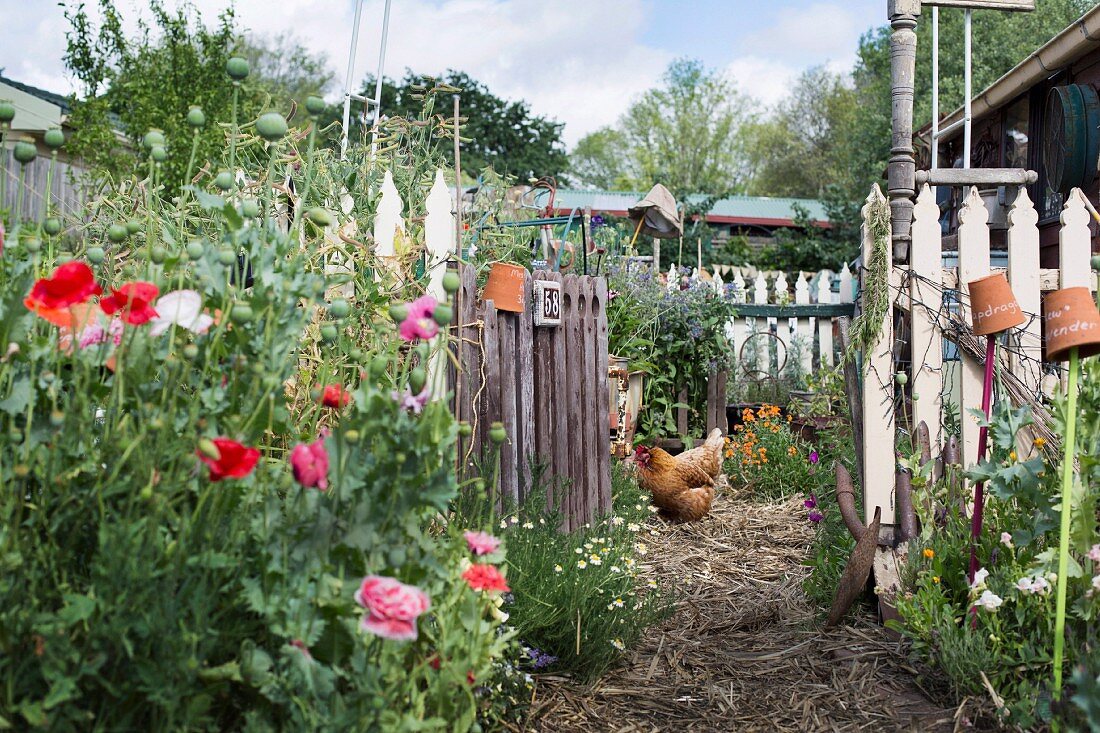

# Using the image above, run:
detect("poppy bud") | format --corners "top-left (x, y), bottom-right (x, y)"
top-left (349, 348), bottom-right (365, 362)
top-left (305, 96), bottom-right (325, 116)
top-left (150, 245), bottom-right (167, 264)
top-left (320, 324), bottom-right (338, 343)
top-left (241, 199), bottom-right (260, 219)
top-left (198, 438), bottom-right (221, 460)
top-left (186, 239), bottom-right (205, 259)
top-left (25, 238), bottom-right (41, 253)
top-left (150, 145), bottom-right (167, 163)
top-left (490, 422), bottom-right (507, 445)
top-left (458, 421), bottom-right (473, 438)
top-left (125, 219), bottom-right (142, 235)
top-left (369, 355), bottom-right (389, 378)
top-left (86, 246), bottom-right (105, 264)
top-left (409, 367), bottom-right (427, 394)
top-left (231, 303), bottom-right (254, 324)
top-left (43, 218), bottom-right (62, 236)
top-left (217, 248), bottom-right (237, 266)
top-left (895, 372), bottom-right (908, 386)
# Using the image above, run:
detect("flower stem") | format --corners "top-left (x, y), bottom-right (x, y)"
top-left (1052, 346), bottom-right (1079, 701)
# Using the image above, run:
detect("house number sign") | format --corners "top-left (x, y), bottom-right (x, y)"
top-left (532, 280), bottom-right (561, 327)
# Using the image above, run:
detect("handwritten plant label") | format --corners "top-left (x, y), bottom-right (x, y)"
top-left (973, 300), bottom-right (1019, 330)
top-left (1046, 302), bottom-right (1097, 339)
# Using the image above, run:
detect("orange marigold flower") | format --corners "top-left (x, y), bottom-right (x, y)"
top-left (922, 548), bottom-right (934, 559)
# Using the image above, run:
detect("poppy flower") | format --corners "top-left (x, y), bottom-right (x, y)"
top-left (24, 262), bottom-right (103, 325)
top-left (399, 295), bottom-right (440, 341)
top-left (148, 290), bottom-right (214, 337)
top-left (461, 563), bottom-right (510, 593)
top-left (100, 282), bottom-right (159, 325)
top-left (289, 435), bottom-right (329, 489)
top-left (318, 384), bottom-right (352, 408)
top-left (355, 575), bottom-right (431, 641)
top-left (196, 437), bottom-right (260, 481)
top-left (463, 530), bottom-right (502, 556)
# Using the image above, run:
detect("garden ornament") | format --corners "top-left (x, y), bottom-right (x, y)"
top-left (1043, 284), bottom-right (1100, 701)
top-left (965, 272), bottom-right (1026, 583)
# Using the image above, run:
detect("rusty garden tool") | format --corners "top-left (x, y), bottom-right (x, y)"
top-left (827, 463), bottom-right (884, 627)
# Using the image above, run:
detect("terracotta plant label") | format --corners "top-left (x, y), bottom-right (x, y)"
top-left (1043, 286), bottom-right (1100, 361)
top-left (968, 272), bottom-right (1026, 336)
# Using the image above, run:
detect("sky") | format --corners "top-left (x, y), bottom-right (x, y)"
top-left (0, 0), bottom-right (885, 147)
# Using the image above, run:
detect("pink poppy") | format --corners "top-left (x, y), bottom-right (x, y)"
top-left (289, 436), bottom-right (329, 490)
top-left (391, 388), bottom-right (430, 414)
top-left (399, 295), bottom-right (439, 341)
top-left (464, 530), bottom-right (501, 556)
top-left (354, 575), bottom-right (431, 641)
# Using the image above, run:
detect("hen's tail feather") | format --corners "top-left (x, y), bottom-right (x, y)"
top-left (660, 485), bottom-right (715, 522)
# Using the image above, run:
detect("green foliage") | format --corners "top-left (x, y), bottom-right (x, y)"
top-left (0, 66), bottom-right (513, 731)
top-left (456, 464), bottom-right (670, 681)
top-left (570, 59), bottom-right (756, 198)
top-left (605, 260), bottom-right (737, 440)
top-left (236, 32), bottom-right (336, 125)
top-left (724, 404), bottom-right (819, 501)
top-left (329, 70), bottom-right (568, 180)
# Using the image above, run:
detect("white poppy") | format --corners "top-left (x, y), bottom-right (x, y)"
top-left (149, 290), bottom-right (214, 337)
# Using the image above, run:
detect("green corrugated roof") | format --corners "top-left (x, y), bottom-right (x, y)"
top-left (549, 188), bottom-right (828, 224)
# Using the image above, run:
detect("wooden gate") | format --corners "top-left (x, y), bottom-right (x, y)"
top-left (453, 265), bottom-right (611, 530)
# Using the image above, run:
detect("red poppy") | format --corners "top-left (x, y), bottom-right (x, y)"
top-left (196, 437), bottom-right (260, 481)
top-left (24, 262), bottom-right (103, 325)
top-left (318, 384), bottom-right (352, 408)
top-left (461, 563), bottom-right (510, 593)
top-left (100, 282), bottom-right (159, 325)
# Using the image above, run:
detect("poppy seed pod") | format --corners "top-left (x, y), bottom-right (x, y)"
top-left (0, 100), bottom-right (14, 124)
top-left (12, 139), bottom-right (36, 164)
top-left (214, 170), bottom-right (233, 191)
top-left (305, 95), bottom-right (325, 116)
top-left (489, 422), bottom-right (507, 445)
top-left (255, 112), bottom-right (288, 142)
top-left (442, 269), bottom-right (461, 294)
top-left (43, 127), bottom-right (64, 149)
top-left (142, 129), bottom-right (165, 150)
top-left (186, 106), bottom-right (206, 128)
top-left (226, 57), bottom-right (249, 81)
top-left (409, 367), bottom-right (427, 394)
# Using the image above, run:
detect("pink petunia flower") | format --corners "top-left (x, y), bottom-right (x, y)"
top-left (289, 435), bottom-right (329, 490)
top-left (399, 295), bottom-right (440, 341)
top-left (464, 530), bottom-right (502, 556)
top-left (354, 575), bottom-right (431, 641)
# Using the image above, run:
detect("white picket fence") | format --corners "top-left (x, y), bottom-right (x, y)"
top-left (860, 183), bottom-right (1097, 527)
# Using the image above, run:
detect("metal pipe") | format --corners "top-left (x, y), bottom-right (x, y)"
top-left (932, 6), bottom-right (939, 171)
top-left (896, 468), bottom-right (918, 542)
top-left (964, 9), bottom-right (972, 169)
top-left (935, 116), bottom-right (967, 139)
top-left (340, 0), bottom-right (365, 160)
top-left (370, 0), bottom-right (393, 154)
top-left (835, 462), bottom-right (867, 540)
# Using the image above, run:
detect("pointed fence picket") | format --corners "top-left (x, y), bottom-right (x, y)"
top-left (857, 183), bottom-right (1098, 530)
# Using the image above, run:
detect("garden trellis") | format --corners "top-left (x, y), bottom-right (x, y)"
top-left (857, 182), bottom-right (1098, 530)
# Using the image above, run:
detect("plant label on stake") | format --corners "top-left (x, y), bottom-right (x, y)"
top-left (1044, 286), bottom-right (1100, 701)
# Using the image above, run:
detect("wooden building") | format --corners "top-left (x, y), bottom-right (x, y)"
top-left (920, 5), bottom-right (1100, 266)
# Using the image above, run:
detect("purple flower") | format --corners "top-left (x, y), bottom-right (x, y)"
top-left (590, 214), bottom-right (605, 228)
top-left (803, 494), bottom-right (817, 510)
top-left (524, 646), bottom-right (558, 670)
top-left (809, 451), bottom-right (819, 465)
top-left (808, 510), bottom-right (824, 524)
top-left (391, 388), bottom-right (431, 414)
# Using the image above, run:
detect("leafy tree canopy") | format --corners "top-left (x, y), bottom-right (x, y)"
top-left (569, 58), bottom-right (757, 199)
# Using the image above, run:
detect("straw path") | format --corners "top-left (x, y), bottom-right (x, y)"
top-left (523, 481), bottom-right (959, 732)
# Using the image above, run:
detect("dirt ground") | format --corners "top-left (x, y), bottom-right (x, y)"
top-left (525, 484), bottom-right (962, 732)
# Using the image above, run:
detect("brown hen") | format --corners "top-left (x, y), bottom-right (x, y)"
top-left (633, 428), bottom-right (724, 522)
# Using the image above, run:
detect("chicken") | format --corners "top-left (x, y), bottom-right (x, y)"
top-left (632, 428), bottom-right (724, 522)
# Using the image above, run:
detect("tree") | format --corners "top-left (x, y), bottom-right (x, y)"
top-left (237, 33), bottom-right (336, 124)
top-left (325, 70), bottom-right (568, 181)
top-left (569, 58), bottom-right (757, 198)
top-left (64, 0), bottom-right (247, 191)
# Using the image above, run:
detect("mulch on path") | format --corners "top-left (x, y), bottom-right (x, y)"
top-left (525, 482), bottom-right (962, 732)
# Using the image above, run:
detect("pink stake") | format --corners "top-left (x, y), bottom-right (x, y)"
top-left (968, 335), bottom-right (997, 582)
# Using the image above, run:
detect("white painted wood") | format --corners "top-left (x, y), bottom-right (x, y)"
top-left (940, 267), bottom-right (1087, 292)
top-left (424, 169), bottom-right (457, 401)
top-left (861, 185), bottom-right (895, 526)
top-left (1060, 189), bottom-right (1092, 289)
top-left (794, 271), bottom-right (812, 376)
top-left (956, 186), bottom-right (991, 473)
top-left (838, 263), bottom-right (856, 303)
top-left (373, 169), bottom-right (404, 261)
top-left (753, 273), bottom-right (768, 376)
top-left (667, 264), bottom-right (678, 292)
top-left (909, 184), bottom-right (944, 459)
top-left (816, 271), bottom-right (834, 367)
top-left (713, 271), bottom-right (724, 296)
top-left (731, 271), bottom-right (746, 304)
top-left (753, 273), bottom-right (768, 304)
top-left (1006, 187), bottom-right (1041, 402)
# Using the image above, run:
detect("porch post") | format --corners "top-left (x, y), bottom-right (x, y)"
top-left (887, 0), bottom-right (920, 262)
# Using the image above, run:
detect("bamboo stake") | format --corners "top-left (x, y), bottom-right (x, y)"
top-left (1052, 346), bottom-right (1079, 701)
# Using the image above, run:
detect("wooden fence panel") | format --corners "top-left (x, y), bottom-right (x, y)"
top-left (910, 185), bottom-right (944, 457)
top-left (594, 276), bottom-right (612, 514)
top-left (498, 309), bottom-right (519, 507)
top-left (956, 187), bottom-right (991, 473)
top-left (516, 275), bottom-right (535, 502)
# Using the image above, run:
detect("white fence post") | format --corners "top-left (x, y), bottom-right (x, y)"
top-left (753, 273), bottom-right (769, 376)
top-left (861, 185), bottom-right (895, 527)
top-left (909, 184), bottom-right (943, 457)
top-left (373, 169), bottom-right (404, 278)
top-left (816, 271), bottom-right (834, 367)
top-left (425, 169), bottom-right (457, 401)
top-left (1006, 187), bottom-right (1041, 404)
top-left (794, 271), bottom-right (812, 376)
top-left (956, 187), bottom-right (991, 472)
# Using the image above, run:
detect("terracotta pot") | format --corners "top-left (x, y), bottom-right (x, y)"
top-left (968, 272), bottom-right (1025, 335)
top-left (1044, 286), bottom-right (1100, 361)
top-left (483, 262), bottom-right (526, 313)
